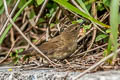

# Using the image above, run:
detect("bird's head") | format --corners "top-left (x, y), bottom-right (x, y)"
top-left (63, 21), bottom-right (84, 38)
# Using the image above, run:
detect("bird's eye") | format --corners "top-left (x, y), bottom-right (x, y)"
top-left (75, 27), bottom-right (78, 30)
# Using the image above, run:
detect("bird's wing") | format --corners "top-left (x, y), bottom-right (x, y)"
top-left (38, 36), bottom-right (64, 54)
top-left (18, 36), bottom-right (64, 55)
top-left (48, 42), bottom-right (77, 59)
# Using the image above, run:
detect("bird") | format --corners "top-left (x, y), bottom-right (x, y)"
top-left (19, 22), bottom-right (84, 60)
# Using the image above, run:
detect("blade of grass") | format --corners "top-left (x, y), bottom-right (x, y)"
top-left (106, 0), bottom-right (119, 64)
top-left (106, 38), bottom-right (112, 63)
top-left (110, 0), bottom-right (119, 60)
top-left (0, 0), bottom-right (32, 45)
top-left (76, 0), bottom-right (90, 15)
top-left (53, 0), bottom-right (110, 28)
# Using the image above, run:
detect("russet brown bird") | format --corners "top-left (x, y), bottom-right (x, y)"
top-left (20, 22), bottom-right (84, 60)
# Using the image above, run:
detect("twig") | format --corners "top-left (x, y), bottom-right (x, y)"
top-left (35, 0), bottom-right (48, 23)
top-left (0, 0), bottom-right (20, 36)
top-left (3, 0), bottom-right (56, 65)
top-left (76, 43), bottom-right (107, 57)
top-left (87, 2), bottom-right (97, 50)
top-left (99, 12), bottom-right (109, 22)
top-left (25, 7), bottom-right (36, 27)
top-left (12, 46), bottom-right (28, 51)
top-left (0, 0), bottom-right (32, 45)
top-left (10, 28), bottom-right (15, 44)
top-left (71, 0), bottom-right (85, 13)
top-left (20, 20), bottom-right (28, 31)
top-left (70, 45), bottom-right (83, 57)
top-left (48, 7), bottom-right (60, 40)
top-left (0, 41), bottom-right (15, 63)
top-left (76, 38), bottom-right (120, 57)
top-left (73, 48), bottom-right (120, 80)
top-left (56, 9), bottom-right (62, 31)
top-left (49, 7), bottom-right (59, 24)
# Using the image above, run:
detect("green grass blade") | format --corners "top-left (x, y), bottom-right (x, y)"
top-left (76, 0), bottom-right (90, 15)
top-left (0, 0), bottom-right (32, 45)
top-left (110, 0), bottom-right (119, 60)
top-left (53, 0), bottom-right (110, 28)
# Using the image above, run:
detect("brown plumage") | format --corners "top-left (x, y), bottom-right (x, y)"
top-left (19, 22), bottom-right (84, 60)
